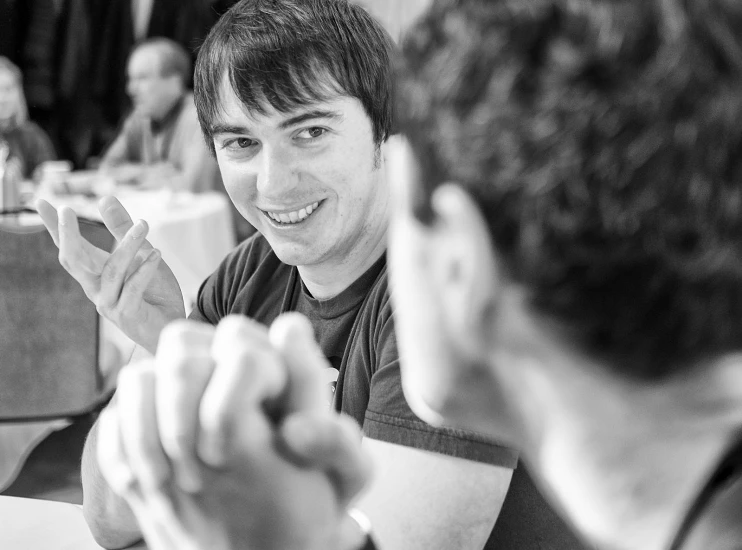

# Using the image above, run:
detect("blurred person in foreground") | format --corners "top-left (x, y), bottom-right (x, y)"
top-left (36, 1), bottom-right (524, 549)
top-left (95, 0), bottom-right (742, 549)
top-left (99, 38), bottom-right (220, 193)
top-left (0, 56), bottom-right (55, 182)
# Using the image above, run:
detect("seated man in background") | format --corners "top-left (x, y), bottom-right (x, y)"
top-left (99, 38), bottom-right (219, 194)
top-left (95, 0), bottom-right (742, 549)
top-left (36, 1), bottom-right (528, 549)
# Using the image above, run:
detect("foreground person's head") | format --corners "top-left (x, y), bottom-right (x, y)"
top-left (392, 0), bottom-right (742, 547)
top-left (194, 0), bottom-right (395, 268)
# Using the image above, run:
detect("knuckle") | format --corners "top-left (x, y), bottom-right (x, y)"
top-left (158, 321), bottom-right (214, 358)
top-left (99, 262), bottom-right (120, 285)
top-left (162, 431), bottom-right (192, 458)
top-left (160, 320), bottom-right (200, 348)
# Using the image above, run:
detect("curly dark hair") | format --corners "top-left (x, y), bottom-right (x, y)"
top-left (194, 0), bottom-right (395, 154)
top-left (397, 0), bottom-right (742, 379)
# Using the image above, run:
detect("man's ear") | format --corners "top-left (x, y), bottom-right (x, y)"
top-left (428, 183), bottom-right (501, 356)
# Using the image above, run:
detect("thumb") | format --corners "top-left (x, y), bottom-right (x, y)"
top-left (280, 411), bottom-right (372, 509)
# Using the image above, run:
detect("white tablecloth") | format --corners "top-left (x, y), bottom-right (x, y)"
top-left (0, 495), bottom-right (147, 549)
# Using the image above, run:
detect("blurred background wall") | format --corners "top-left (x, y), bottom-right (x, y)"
top-left (355, 0), bottom-right (433, 41)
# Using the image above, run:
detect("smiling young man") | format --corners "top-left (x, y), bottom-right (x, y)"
top-left (35, 1), bottom-right (531, 549)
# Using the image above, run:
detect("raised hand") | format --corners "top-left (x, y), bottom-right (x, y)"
top-left (36, 196), bottom-right (186, 353)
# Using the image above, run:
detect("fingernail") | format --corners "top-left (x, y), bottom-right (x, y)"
top-left (148, 249), bottom-right (160, 262)
top-left (131, 220), bottom-right (146, 238)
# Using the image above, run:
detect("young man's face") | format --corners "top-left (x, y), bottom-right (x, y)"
top-left (212, 81), bottom-right (389, 269)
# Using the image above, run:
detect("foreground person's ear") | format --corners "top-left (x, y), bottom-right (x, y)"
top-left (428, 183), bottom-right (502, 358)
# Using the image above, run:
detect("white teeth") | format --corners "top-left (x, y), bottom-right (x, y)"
top-left (265, 201), bottom-right (320, 225)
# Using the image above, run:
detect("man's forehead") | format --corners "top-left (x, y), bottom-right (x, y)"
top-left (212, 76), bottom-right (353, 130)
top-left (128, 48), bottom-right (162, 74)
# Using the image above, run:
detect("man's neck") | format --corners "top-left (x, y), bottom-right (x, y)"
top-left (296, 232), bottom-right (387, 300)
top-left (502, 335), bottom-right (742, 550)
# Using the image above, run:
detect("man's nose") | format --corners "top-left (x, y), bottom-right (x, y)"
top-left (256, 145), bottom-right (297, 198)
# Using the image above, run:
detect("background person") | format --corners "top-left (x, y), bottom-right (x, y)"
top-left (0, 56), bottom-right (55, 182)
top-left (99, 38), bottom-right (220, 194)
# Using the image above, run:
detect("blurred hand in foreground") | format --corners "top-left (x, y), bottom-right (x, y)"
top-left (97, 314), bottom-right (373, 550)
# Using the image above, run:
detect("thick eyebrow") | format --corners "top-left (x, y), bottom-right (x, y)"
top-left (210, 110), bottom-right (343, 137)
top-left (278, 110), bottom-right (343, 129)
top-left (210, 124), bottom-right (251, 137)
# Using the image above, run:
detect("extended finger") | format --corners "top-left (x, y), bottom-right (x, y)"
top-left (280, 412), bottom-right (372, 508)
top-left (99, 196), bottom-right (153, 250)
top-left (115, 247), bottom-right (162, 308)
top-left (117, 361), bottom-right (172, 493)
top-left (270, 313), bottom-right (330, 413)
top-left (199, 315), bottom-right (288, 467)
top-left (156, 320), bottom-right (216, 494)
top-left (97, 220), bottom-right (151, 309)
top-left (35, 199), bottom-right (60, 246)
top-left (57, 206), bottom-right (104, 286)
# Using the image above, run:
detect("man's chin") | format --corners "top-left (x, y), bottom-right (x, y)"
top-left (268, 242), bottom-right (318, 268)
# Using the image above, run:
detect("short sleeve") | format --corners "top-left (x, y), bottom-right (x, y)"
top-left (362, 302), bottom-right (518, 469)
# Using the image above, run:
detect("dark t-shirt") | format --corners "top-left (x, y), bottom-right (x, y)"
top-left (190, 233), bottom-right (515, 465)
top-left (190, 233), bottom-right (587, 549)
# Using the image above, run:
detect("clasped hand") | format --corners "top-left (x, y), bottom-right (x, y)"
top-left (97, 314), bottom-right (372, 550)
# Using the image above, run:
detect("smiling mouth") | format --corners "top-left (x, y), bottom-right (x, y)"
top-left (261, 201), bottom-right (322, 225)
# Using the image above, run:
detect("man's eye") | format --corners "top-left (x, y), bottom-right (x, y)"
top-left (234, 138), bottom-right (255, 148)
top-left (222, 137), bottom-right (256, 150)
top-left (297, 127), bottom-right (327, 140)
